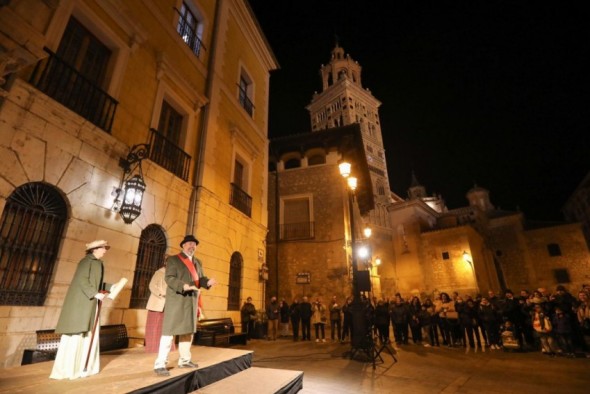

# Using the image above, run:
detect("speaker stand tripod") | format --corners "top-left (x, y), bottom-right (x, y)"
top-left (350, 333), bottom-right (398, 370)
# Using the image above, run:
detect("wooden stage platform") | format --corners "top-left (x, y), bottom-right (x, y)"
top-left (0, 346), bottom-right (303, 393)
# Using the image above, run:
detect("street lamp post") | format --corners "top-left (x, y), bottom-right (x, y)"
top-left (339, 162), bottom-right (369, 351)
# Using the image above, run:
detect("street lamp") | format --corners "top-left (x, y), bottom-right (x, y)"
top-left (339, 161), bottom-right (360, 302)
top-left (112, 143), bottom-right (150, 224)
top-left (339, 161), bottom-right (370, 352)
top-left (462, 251), bottom-right (479, 294)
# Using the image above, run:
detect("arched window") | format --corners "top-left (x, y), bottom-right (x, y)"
top-left (0, 182), bottom-right (67, 305)
top-left (308, 154), bottom-right (326, 166)
top-left (284, 158), bottom-right (301, 169)
top-left (227, 252), bottom-right (242, 310)
top-left (130, 224), bottom-right (167, 308)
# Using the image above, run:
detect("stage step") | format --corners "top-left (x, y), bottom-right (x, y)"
top-left (191, 366), bottom-right (303, 394)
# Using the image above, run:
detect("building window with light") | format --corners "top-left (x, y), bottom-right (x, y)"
top-left (175, 1), bottom-right (205, 57)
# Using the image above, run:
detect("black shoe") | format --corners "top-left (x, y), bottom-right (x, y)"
top-left (178, 361), bottom-right (198, 369)
top-left (154, 368), bottom-right (170, 376)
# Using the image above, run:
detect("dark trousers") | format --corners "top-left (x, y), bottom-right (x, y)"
top-left (301, 318), bottom-right (311, 340)
top-left (429, 324), bottom-right (440, 346)
top-left (410, 324), bottom-right (422, 343)
top-left (342, 318), bottom-right (352, 340)
top-left (291, 317), bottom-right (300, 339)
top-left (330, 319), bottom-right (342, 340)
top-left (243, 320), bottom-right (255, 339)
top-left (315, 323), bottom-right (325, 340)
top-left (462, 325), bottom-right (476, 348)
top-left (376, 323), bottom-right (389, 343)
top-left (393, 321), bottom-right (409, 344)
top-left (484, 321), bottom-right (500, 346)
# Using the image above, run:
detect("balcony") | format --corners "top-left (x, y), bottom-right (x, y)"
top-left (148, 128), bottom-right (191, 181)
top-left (29, 48), bottom-right (118, 132)
top-left (175, 8), bottom-right (205, 57)
top-left (281, 222), bottom-right (315, 240)
top-left (230, 183), bottom-right (252, 217)
top-left (238, 86), bottom-right (254, 116)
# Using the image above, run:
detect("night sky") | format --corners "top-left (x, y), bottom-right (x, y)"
top-left (248, 1), bottom-right (588, 221)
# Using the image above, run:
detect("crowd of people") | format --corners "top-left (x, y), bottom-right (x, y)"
top-left (243, 285), bottom-right (590, 358)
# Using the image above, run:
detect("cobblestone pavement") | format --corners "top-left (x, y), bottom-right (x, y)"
top-left (233, 337), bottom-right (590, 394)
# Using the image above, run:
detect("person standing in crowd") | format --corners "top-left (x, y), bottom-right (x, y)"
top-left (240, 297), bottom-right (257, 341)
top-left (290, 298), bottom-right (301, 341)
top-left (145, 257), bottom-right (175, 353)
top-left (552, 307), bottom-right (575, 357)
top-left (456, 297), bottom-right (478, 351)
top-left (390, 295), bottom-right (410, 345)
top-left (329, 296), bottom-right (342, 342)
top-left (341, 296), bottom-right (353, 343)
top-left (478, 297), bottom-right (501, 349)
top-left (409, 296), bottom-right (423, 344)
top-left (312, 297), bottom-right (327, 342)
top-left (418, 299), bottom-right (434, 347)
top-left (436, 292), bottom-right (457, 347)
top-left (266, 296), bottom-right (280, 340)
top-left (279, 299), bottom-right (290, 337)
top-left (374, 298), bottom-right (390, 344)
top-left (532, 303), bottom-right (558, 356)
top-left (299, 296), bottom-right (313, 341)
top-left (576, 290), bottom-right (590, 355)
top-left (153, 235), bottom-right (216, 376)
top-left (50, 240), bottom-right (114, 380)
top-left (501, 289), bottom-right (526, 348)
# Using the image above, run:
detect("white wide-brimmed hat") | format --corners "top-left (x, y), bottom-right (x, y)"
top-left (85, 240), bottom-right (111, 251)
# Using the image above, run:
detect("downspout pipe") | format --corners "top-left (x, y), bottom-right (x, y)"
top-left (187, 0), bottom-right (223, 234)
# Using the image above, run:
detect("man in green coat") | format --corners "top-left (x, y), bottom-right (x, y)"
top-left (154, 235), bottom-right (216, 376)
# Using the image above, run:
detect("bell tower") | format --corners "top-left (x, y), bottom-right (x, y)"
top-left (306, 43), bottom-right (392, 227)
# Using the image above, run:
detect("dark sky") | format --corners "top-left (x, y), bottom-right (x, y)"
top-left (248, 1), bottom-right (588, 221)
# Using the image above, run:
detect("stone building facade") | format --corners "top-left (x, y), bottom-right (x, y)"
top-left (563, 171), bottom-right (590, 249)
top-left (0, 0), bottom-right (276, 368)
top-left (267, 125), bottom-right (374, 303)
top-left (387, 180), bottom-right (590, 299)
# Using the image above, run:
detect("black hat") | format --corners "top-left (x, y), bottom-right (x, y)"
top-left (180, 235), bottom-right (199, 247)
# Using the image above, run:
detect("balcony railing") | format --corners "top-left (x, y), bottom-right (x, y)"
top-left (29, 48), bottom-right (118, 132)
top-left (175, 8), bottom-right (206, 57)
top-left (230, 183), bottom-right (252, 217)
top-left (281, 222), bottom-right (315, 240)
top-left (148, 128), bottom-right (191, 181)
top-left (238, 85), bottom-right (254, 116)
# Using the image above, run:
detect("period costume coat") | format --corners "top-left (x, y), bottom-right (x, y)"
top-left (162, 252), bottom-right (210, 335)
top-left (55, 253), bottom-right (112, 334)
top-left (146, 267), bottom-right (166, 312)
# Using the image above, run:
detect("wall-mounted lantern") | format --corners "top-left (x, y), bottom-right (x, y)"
top-left (112, 144), bottom-right (150, 224)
